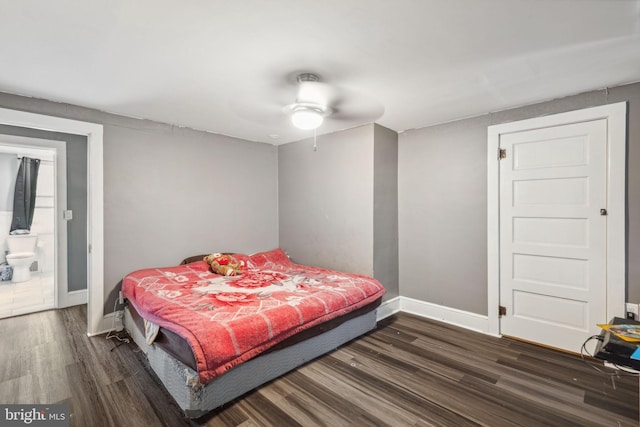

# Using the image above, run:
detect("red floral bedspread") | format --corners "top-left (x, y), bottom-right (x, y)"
top-left (122, 248), bottom-right (386, 383)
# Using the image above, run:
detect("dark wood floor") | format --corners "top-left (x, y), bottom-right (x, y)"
top-left (0, 305), bottom-right (637, 426)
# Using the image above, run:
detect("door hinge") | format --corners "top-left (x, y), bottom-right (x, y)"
top-left (499, 305), bottom-right (507, 317)
top-left (499, 148), bottom-right (507, 160)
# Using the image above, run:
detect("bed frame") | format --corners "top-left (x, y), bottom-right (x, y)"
top-left (124, 301), bottom-right (379, 418)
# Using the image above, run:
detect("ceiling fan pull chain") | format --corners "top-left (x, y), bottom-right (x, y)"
top-left (313, 128), bottom-right (317, 151)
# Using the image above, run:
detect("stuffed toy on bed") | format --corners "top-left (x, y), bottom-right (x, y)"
top-left (204, 253), bottom-right (244, 276)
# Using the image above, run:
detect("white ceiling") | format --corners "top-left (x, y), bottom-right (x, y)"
top-left (1, 0), bottom-right (639, 144)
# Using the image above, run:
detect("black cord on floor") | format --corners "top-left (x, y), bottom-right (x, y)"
top-left (580, 334), bottom-right (640, 377)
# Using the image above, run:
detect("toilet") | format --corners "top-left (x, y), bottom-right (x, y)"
top-left (6, 234), bottom-right (38, 283)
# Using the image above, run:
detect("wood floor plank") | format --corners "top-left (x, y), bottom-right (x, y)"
top-left (98, 376), bottom-right (165, 427)
top-left (0, 374), bottom-right (36, 404)
top-left (228, 391), bottom-right (302, 426)
top-left (295, 362), bottom-right (426, 426)
top-left (65, 361), bottom-right (113, 427)
top-left (254, 373), bottom-right (367, 426)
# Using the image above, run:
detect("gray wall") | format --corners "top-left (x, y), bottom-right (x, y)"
top-left (373, 124), bottom-right (399, 300)
top-left (0, 92), bottom-right (279, 314)
top-left (278, 123), bottom-right (400, 300)
top-left (278, 125), bottom-right (375, 275)
top-left (66, 135), bottom-right (88, 292)
top-left (0, 154), bottom-right (17, 210)
top-left (0, 126), bottom-right (88, 292)
top-left (399, 81), bottom-right (640, 316)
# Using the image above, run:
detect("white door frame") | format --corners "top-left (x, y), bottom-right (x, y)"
top-left (487, 102), bottom-right (627, 337)
top-left (0, 107), bottom-right (104, 336)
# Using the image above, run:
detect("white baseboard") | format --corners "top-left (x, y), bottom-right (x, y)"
top-left (87, 312), bottom-right (117, 337)
top-left (400, 296), bottom-right (497, 336)
top-left (377, 296), bottom-right (401, 321)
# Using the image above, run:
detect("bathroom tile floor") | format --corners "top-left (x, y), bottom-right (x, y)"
top-left (0, 271), bottom-right (54, 319)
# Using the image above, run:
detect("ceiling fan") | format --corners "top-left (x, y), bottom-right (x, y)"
top-left (231, 70), bottom-right (384, 140)
top-left (284, 73), bottom-right (335, 130)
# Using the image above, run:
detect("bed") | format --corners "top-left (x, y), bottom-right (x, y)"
top-left (121, 248), bottom-right (385, 418)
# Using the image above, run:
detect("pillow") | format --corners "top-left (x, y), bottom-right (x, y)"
top-left (204, 253), bottom-right (244, 276)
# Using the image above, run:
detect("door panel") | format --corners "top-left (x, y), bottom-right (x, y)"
top-left (513, 135), bottom-right (588, 170)
top-left (512, 291), bottom-right (587, 329)
top-left (513, 177), bottom-right (588, 206)
top-left (512, 254), bottom-right (588, 290)
top-left (512, 217), bottom-right (588, 247)
top-left (499, 119), bottom-right (607, 352)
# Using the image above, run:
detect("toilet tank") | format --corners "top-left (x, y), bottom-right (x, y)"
top-left (7, 234), bottom-right (38, 253)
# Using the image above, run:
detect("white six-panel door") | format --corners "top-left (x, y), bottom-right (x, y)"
top-left (499, 119), bottom-right (608, 352)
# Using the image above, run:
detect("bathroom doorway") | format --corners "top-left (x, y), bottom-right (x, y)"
top-left (0, 108), bottom-right (101, 335)
top-left (0, 136), bottom-right (67, 318)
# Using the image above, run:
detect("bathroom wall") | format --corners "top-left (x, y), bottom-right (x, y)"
top-left (0, 146), bottom-right (55, 273)
top-left (0, 154), bottom-right (17, 214)
top-left (0, 152), bottom-right (18, 265)
top-left (31, 158), bottom-right (55, 273)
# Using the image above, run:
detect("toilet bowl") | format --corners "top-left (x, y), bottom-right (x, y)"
top-left (6, 234), bottom-right (38, 283)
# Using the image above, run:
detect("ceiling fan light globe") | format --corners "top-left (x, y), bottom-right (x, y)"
top-left (291, 108), bottom-right (324, 130)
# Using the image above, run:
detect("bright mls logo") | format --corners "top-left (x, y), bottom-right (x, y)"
top-left (0, 405), bottom-right (69, 426)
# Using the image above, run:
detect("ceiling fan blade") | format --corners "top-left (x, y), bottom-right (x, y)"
top-left (229, 76), bottom-right (293, 125)
top-left (231, 99), bottom-right (288, 125)
top-left (328, 87), bottom-right (385, 122)
top-left (296, 81), bottom-right (339, 107)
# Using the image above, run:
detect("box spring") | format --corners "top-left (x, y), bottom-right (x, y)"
top-left (124, 299), bottom-right (380, 418)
